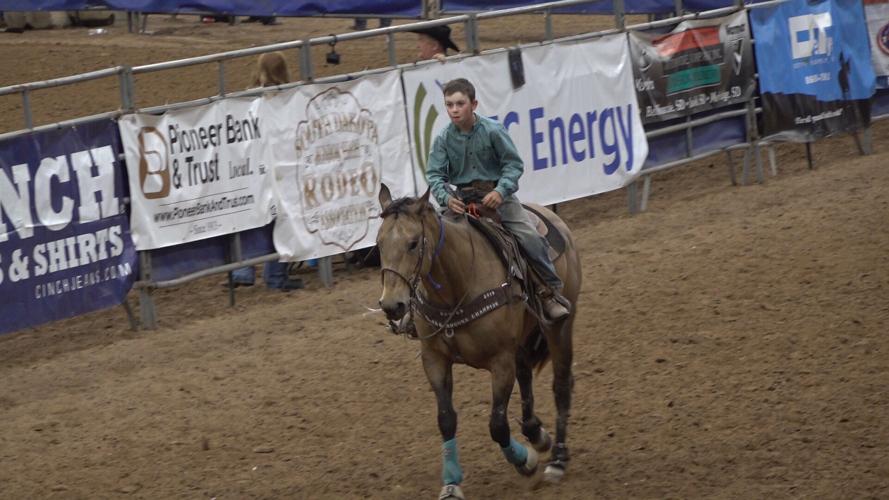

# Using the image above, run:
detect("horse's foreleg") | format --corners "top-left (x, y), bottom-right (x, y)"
top-left (490, 354), bottom-right (538, 476)
top-left (516, 347), bottom-right (552, 453)
top-left (545, 314), bottom-right (575, 482)
top-left (422, 352), bottom-right (463, 495)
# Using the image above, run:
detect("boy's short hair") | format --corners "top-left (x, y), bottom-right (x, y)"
top-left (443, 78), bottom-right (476, 101)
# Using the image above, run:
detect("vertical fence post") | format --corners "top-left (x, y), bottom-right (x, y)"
top-left (138, 251), bottom-right (157, 329)
top-left (746, 98), bottom-right (765, 182)
top-left (544, 9), bottom-right (553, 41)
top-left (465, 14), bottom-right (480, 54)
top-left (741, 99), bottom-right (757, 184)
top-left (860, 126), bottom-right (873, 155)
top-left (318, 256), bottom-right (334, 288)
top-left (217, 60), bottom-right (226, 97)
top-left (613, 0), bottom-right (626, 30)
top-left (126, 66), bottom-right (138, 110)
top-left (640, 175), bottom-right (652, 212)
top-left (299, 42), bottom-right (313, 81)
top-left (22, 89), bottom-right (33, 129)
top-left (228, 233), bottom-right (243, 307)
top-left (626, 180), bottom-right (639, 214)
top-left (119, 66), bottom-right (134, 112)
top-left (673, 0), bottom-right (684, 16)
top-left (387, 32), bottom-right (397, 66)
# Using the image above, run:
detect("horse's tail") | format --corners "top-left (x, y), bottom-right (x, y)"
top-left (522, 325), bottom-right (550, 373)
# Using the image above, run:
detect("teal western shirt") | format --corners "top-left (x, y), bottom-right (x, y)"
top-left (426, 113), bottom-right (524, 207)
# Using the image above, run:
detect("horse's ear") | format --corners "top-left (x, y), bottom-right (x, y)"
top-left (419, 186), bottom-right (431, 205)
top-left (379, 183), bottom-right (393, 210)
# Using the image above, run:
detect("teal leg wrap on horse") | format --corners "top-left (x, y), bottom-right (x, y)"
top-left (501, 437), bottom-right (529, 465)
top-left (442, 438), bottom-right (464, 485)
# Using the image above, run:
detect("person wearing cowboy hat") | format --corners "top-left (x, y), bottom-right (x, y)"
top-left (410, 25), bottom-right (460, 62)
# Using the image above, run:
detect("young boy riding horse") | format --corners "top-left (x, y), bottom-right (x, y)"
top-left (426, 78), bottom-right (571, 321)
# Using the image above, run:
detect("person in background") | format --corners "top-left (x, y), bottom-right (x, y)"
top-left (344, 24), bottom-right (456, 268)
top-left (351, 18), bottom-right (391, 30)
top-left (229, 51), bottom-right (303, 290)
top-left (410, 24), bottom-right (459, 62)
top-left (425, 78), bottom-right (571, 320)
top-left (244, 15), bottom-right (278, 25)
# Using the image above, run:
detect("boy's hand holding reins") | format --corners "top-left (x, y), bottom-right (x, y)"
top-left (447, 196), bottom-right (467, 214)
top-left (481, 191), bottom-right (502, 209)
top-left (447, 190), bottom-right (502, 215)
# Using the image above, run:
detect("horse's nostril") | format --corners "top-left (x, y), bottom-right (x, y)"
top-left (381, 301), bottom-right (407, 321)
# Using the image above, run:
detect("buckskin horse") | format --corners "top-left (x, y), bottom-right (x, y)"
top-left (376, 184), bottom-right (581, 499)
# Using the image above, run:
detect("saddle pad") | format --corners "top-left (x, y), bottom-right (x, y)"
top-left (522, 205), bottom-right (567, 262)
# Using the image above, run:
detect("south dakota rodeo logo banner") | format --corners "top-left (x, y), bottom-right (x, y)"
top-left (265, 70), bottom-right (415, 261)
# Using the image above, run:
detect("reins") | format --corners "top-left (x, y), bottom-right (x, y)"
top-left (381, 210), bottom-right (475, 341)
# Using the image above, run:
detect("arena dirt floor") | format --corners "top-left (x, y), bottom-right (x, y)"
top-left (1, 12), bottom-right (888, 500)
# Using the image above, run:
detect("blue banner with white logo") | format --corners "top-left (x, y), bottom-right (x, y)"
top-left (0, 1), bottom-right (423, 16)
top-left (750, 0), bottom-right (875, 139)
top-left (0, 120), bottom-right (137, 335)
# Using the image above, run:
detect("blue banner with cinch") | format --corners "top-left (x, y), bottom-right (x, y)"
top-left (0, 120), bottom-right (137, 335)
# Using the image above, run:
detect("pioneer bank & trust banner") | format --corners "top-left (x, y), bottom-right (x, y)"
top-left (629, 11), bottom-right (755, 123)
top-left (0, 120), bottom-right (137, 335)
top-left (263, 71), bottom-right (415, 261)
top-left (119, 98), bottom-right (275, 250)
top-left (402, 34), bottom-right (648, 206)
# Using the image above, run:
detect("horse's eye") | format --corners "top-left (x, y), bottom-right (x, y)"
top-left (408, 239), bottom-right (419, 251)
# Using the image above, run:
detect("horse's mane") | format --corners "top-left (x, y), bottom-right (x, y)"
top-left (381, 196), bottom-right (429, 219)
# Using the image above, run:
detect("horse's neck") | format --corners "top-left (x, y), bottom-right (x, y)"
top-left (424, 216), bottom-right (504, 304)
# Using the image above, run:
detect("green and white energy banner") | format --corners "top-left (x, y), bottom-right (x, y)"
top-left (402, 34), bottom-right (648, 207)
top-left (629, 11), bottom-right (756, 123)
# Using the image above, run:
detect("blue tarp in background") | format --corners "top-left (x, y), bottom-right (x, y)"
top-left (439, 0), bottom-right (746, 14)
top-left (0, 119), bottom-right (138, 334)
top-left (0, 0), bottom-right (423, 16)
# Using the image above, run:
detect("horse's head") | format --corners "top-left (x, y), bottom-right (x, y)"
top-left (376, 183), bottom-right (436, 322)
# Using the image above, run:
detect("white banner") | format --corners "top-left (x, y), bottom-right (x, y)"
top-left (119, 98), bottom-right (275, 250)
top-left (866, 0), bottom-right (889, 81)
top-left (265, 71), bottom-right (415, 261)
top-left (402, 33), bottom-right (648, 206)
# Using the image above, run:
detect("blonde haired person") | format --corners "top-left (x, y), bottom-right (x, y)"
top-left (228, 51), bottom-right (303, 290)
top-left (251, 51), bottom-right (290, 87)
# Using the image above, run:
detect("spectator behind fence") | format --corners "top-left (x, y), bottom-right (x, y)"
top-left (342, 25), bottom-right (457, 269)
top-left (244, 15), bottom-right (278, 25)
top-left (410, 24), bottom-right (459, 62)
top-left (228, 51), bottom-right (303, 291)
top-left (351, 18), bottom-right (391, 30)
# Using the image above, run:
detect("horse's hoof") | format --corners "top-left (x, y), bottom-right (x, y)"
top-left (532, 427), bottom-right (552, 453)
top-left (438, 484), bottom-right (465, 500)
top-left (543, 461), bottom-right (566, 483)
top-left (515, 446), bottom-right (538, 477)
